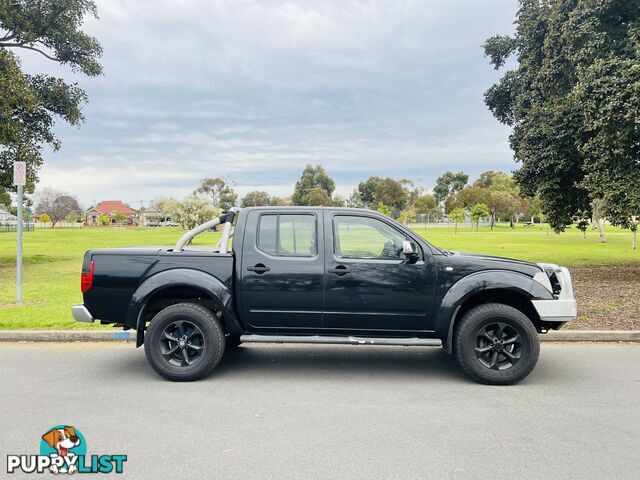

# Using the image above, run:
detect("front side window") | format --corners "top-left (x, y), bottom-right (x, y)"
top-left (258, 214), bottom-right (317, 257)
top-left (333, 215), bottom-right (407, 260)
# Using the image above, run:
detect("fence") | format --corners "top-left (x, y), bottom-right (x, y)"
top-left (33, 221), bottom-right (84, 229)
top-left (2, 223), bottom-right (35, 232)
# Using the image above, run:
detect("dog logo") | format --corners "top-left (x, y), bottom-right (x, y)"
top-left (40, 426), bottom-right (83, 474)
top-left (7, 424), bottom-right (126, 475)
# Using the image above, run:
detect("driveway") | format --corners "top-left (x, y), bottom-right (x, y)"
top-left (1, 342), bottom-right (638, 479)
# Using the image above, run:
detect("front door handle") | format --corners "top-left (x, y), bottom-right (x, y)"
top-left (247, 263), bottom-right (270, 274)
top-left (328, 265), bottom-right (350, 276)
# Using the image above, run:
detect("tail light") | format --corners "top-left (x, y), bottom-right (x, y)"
top-left (81, 260), bottom-right (95, 293)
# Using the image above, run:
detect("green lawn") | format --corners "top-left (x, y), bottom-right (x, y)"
top-left (413, 224), bottom-right (639, 266)
top-left (0, 223), bottom-right (637, 329)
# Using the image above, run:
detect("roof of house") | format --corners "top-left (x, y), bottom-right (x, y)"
top-left (89, 201), bottom-right (137, 215)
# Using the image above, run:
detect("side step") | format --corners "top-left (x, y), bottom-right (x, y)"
top-left (239, 334), bottom-right (442, 347)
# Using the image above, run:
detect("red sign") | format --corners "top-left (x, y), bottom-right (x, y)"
top-left (13, 162), bottom-right (26, 186)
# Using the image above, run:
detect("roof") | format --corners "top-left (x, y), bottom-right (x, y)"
top-left (89, 201), bottom-right (136, 215)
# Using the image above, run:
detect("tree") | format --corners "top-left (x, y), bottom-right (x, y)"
top-left (65, 211), bottom-right (80, 223)
top-left (445, 186), bottom-right (491, 214)
top-left (35, 188), bottom-right (79, 227)
top-left (193, 178), bottom-right (237, 210)
top-left (483, 0), bottom-right (640, 247)
top-left (433, 171), bottom-right (468, 205)
top-left (450, 208), bottom-right (465, 234)
top-left (156, 197), bottom-right (220, 230)
top-left (474, 171), bottom-right (517, 193)
top-left (357, 176), bottom-right (381, 206)
top-left (113, 211), bottom-right (126, 224)
top-left (414, 194), bottom-right (437, 215)
top-left (575, 219), bottom-right (589, 240)
top-left (303, 187), bottom-right (332, 206)
top-left (357, 176), bottom-right (408, 214)
top-left (397, 209), bottom-right (416, 225)
top-left (488, 190), bottom-right (520, 230)
top-left (470, 203), bottom-right (490, 231)
top-left (0, 0), bottom-right (103, 192)
top-left (0, 188), bottom-right (10, 208)
top-left (374, 177), bottom-right (408, 213)
top-left (343, 189), bottom-right (362, 208)
top-left (591, 198), bottom-right (606, 243)
top-left (241, 190), bottom-right (272, 207)
top-left (97, 213), bottom-right (109, 226)
top-left (377, 203), bottom-right (391, 216)
top-left (399, 179), bottom-right (422, 207)
top-left (292, 164), bottom-right (335, 206)
top-left (39, 212), bottom-right (51, 223)
top-left (414, 194), bottom-right (439, 225)
top-left (331, 194), bottom-right (346, 207)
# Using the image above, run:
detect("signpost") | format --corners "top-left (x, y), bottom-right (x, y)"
top-left (13, 162), bottom-right (26, 305)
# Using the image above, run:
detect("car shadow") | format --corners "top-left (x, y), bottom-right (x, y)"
top-left (94, 344), bottom-right (469, 383)
top-left (211, 344), bottom-right (466, 382)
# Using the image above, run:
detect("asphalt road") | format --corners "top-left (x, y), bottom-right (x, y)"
top-left (1, 342), bottom-right (639, 479)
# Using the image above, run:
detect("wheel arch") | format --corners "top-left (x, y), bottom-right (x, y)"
top-left (128, 269), bottom-right (242, 347)
top-left (437, 270), bottom-right (554, 353)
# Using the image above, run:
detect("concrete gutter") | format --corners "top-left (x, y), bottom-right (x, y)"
top-left (0, 330), bottom-right (639, 343)
top-left (540, 330), bottom-right (640, 343)
top-left (0, 330), bottom-right (134, 342)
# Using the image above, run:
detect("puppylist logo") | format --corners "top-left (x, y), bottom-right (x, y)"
top-left (7, 425), bottom-right (127, 475)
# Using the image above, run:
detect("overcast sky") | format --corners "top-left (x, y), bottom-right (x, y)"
top-left (19, 0), bottom-right (518, 208)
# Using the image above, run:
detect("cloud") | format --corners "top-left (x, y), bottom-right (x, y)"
top-left (16, 0), bottom-right (519, 207)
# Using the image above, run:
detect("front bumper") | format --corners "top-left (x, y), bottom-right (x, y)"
top-left (532, 264), bottom-right (577, 322)
top-left (72, 304), bottom-right (95, 323)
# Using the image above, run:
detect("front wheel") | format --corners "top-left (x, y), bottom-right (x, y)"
top-left (454, 303), bottom-right (540, 385)
top-left (144, 303), bottom-right (225, 381)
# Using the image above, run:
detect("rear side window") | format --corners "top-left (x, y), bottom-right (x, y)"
top-left (257, 214), bottom-right (317, 257)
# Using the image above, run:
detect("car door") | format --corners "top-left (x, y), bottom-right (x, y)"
top-left (240, 209), bottom-right (324, 330)
top-left (322, 211), bottom-right (435, 333)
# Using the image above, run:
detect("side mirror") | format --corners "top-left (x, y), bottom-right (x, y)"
top-left (402, 240), bottom-right (420, 262)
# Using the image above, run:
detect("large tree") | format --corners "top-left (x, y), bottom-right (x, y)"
top-left (241, 190), bottom-right (276, 207)
top-left (35, 187), bottom-right (80, 227)
top-left (193, 177), bottom-right (237, 210)
top-left (414, 194), bottom-right (439, 218)
top-left (357, 176), bottom-right (408, 214)
top-left (155, 197), bottom-right (220, 230)
top-left (0, 0), bottom-right (102, 192)
top-left (303, 187), bottom-right (332, 206)
top-left (433, 171), bottom-right (468, 205)
top-left (484, 0), bottom-right (640, 241)
top-left (291, 164), bottom-right (335, 206)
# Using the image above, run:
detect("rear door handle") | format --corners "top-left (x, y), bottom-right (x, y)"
top-left (328, 265), bottom-right (350, 275)
top-left (247, 263), bottom-right (270, 274)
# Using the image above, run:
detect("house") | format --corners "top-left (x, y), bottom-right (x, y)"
top-left (0, 207), bottom-right (15, 224)
top-left (85, 201), bottom-right (138, 225)
top-left (139, 208), bottom-right (173, 226)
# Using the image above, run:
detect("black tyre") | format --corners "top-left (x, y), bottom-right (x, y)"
top-left (144, 303), bottom-right (225, 381)
top-left (454, 303), bottom-right (540, 385)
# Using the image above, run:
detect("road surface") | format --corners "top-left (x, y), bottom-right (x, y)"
top-left (1, 342), bottom-right (638, 479)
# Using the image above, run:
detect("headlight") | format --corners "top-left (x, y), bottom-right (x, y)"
top-left (533, 271), bottom-right (553, 292)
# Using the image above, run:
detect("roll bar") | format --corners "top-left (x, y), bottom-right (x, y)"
top-left (173, 207), bottom-right (240, 253)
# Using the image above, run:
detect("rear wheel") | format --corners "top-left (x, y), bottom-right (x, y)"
top-left (144, 303), bottom-right (225, 381)
top-left (454, 303), bottom-right (540, 385)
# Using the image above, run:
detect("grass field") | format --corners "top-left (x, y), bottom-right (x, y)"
top-left (0, 223), bottom-right (637, 330)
